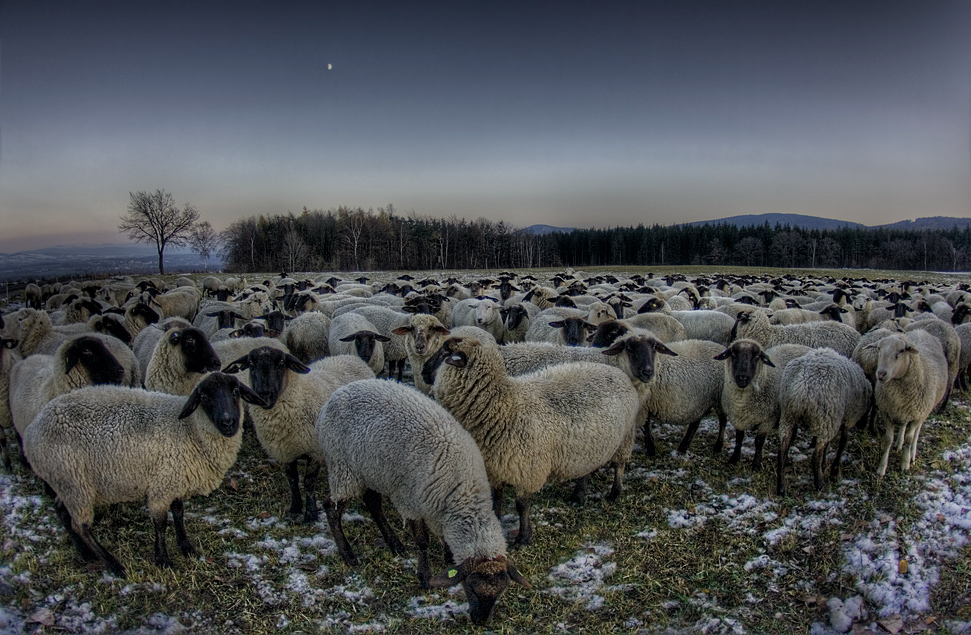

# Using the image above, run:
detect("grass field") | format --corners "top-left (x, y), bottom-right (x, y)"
top-left (1, 267), bottom-right (970, 634)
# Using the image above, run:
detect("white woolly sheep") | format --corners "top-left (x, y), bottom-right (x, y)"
top-left (714, 340), bottom-right (811, 470)
top-left (144, 326), bottom-right (223, 396)
top-left (317, 379), bottom-right (530, 626)
top-left (870, 330), bottom-right (949, 476)
top-left (391, 313), bottom-right (453, 395)
top-left (15, 309), bottom-right (70, 357)
top-left (9, 335), bottom-right (131, 443)
top-left (498, 301), bottom-right (539, 344)
top-left (732, 308), bottom-right (861, 358)
top-left (524, 307), bottom-right (596, 347)
top-left (669, 310), bottom-right (735, 345)
top-left (903, 319), bottom-right (961, 412)
top-left (223, 348), bottom-right (373, 523)
top-left (328, 312), bottom-right (390, 376)
top-left (23, 373), bottom-right (266, 577)
top-left (132, 318), bottom-right (192, 382)
top-left (283, 312), bottom-right (332, 365)
top-left (0, 338), bottom-right (22, 470)
top-left (149, 286), bottom-right (203, 322)
top-left (432, 337), bottom-right (639, 547)
top-left (776, 348), bottom-right (872, 494)
top-left (346, 305), bottom-right (412, 380)
top-left (599, 333), bottom-right (728, 457)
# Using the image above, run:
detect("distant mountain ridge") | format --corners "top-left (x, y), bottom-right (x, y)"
top-left (0, 242), bottom-right (217, 281)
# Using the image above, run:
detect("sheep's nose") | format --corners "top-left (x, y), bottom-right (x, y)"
top-left (876, 370), bottom-right (887, 382)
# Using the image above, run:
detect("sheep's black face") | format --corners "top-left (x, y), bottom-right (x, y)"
top-left (553, 318), bottom-right (594, 347)
top-left (587, 321), bottom-right (628, 348)
top-left (421, 342), bottom-right (452, 385)
top-left (622, 338), bottom-right (658, 383)
top-left (177, 328), bottom-right (222, 374)
top-left (464, 570), bottom-right (509, 626)
top-left (133, 303), bottom-right (161, 326)
top-left (262, 311), bottom-right (287, 333)
top-left (96, 317), bottom-right (132, 345)
top-left (64, 336), bottom-right (127, 386)
top-left (504, 305), bottom-right (527, 331)
top-left (637, 298), bottom-right (664, 314)
top-left (715, 342), bottom-right (768, 389)
top-left (246, 348), bottom-right (310, 408)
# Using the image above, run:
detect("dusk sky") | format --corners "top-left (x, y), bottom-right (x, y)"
top-left (1, 1), bottom-right (969, 253)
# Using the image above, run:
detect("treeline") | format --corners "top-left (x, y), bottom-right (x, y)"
top-left (219, 205), bottom-right (971, 273)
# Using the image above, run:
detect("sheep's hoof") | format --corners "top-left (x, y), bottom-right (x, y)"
top-left (606, 485), bottom-right (622, 502)
top-left (155, 556), bottom-right (174, 569)
top-left (302, 511), bottom-right (320, 524)
top-left (179, 541), bottom-right (195, 557)
top-left (751, 460), bottom-right (763, 472)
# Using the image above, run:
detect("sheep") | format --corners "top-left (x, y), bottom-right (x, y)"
top-left (957, 322), bottom-right (971, 391)
top-left (669, 310), bottom-right (736, 345)
top-left (417, 326), bottom-right (501, 389)
top-left (498, 301), bottom-right (539, 344)
top-left (524, 307), bottom-right (596, 347)
top-left (62, 298), bottom-right (104, 325)
top-left (499, 341), bottom-right (611, 376)
top-left (0, 338), bottom-right (22, 470)
top-left (870, 330), bottom-right (949, 476)
top-left (431, 337), bottom-right (639, 546)
top-left (24, 283), bottom-right (43, 309)
top-left (776, 348), bottom-right (872, 494)
top-left (149, 286), bottom-right (203, 321)
top-left (23, 372), bottom-right (266, 577)
top-left (391, 313), bottom-right (453, 395)
top-left (599, 333), bottom-right (728, 457)
top-left (346, 305), bottom-right (411, 380)
top-left (282, 312), bottom-right (332, 365)
top-left (317, 379), bottom-right (530, 625)
top-left (619, 313), bottom-right (688, 343)
top-left (15, 309), bottom-right (70, 357)
top-left (904, 319), bottom-right (961, 412)
top-left (731, 308), bottom-right (861, 358)
top-left (9, 335), bottom-right (132, 451)
top-left (328, 312), bottom-right (390, 376)
top-left (144, 326), bottom-right (223, 396)
top-left (132, 317), bottom-right (192, 382)
top-left (222, 349), bottom-right (373, 523)
top-left (714, 340), bottom-right (811, 470)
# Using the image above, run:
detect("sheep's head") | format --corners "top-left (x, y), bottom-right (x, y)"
top-left (392, 315), bottom-right (449, 356)
top-left (206, 309), bottom-right (243, 330)
top-left (421, 337), bottom-right (462, 386)
top-left (62, 336), bottom-right (126, 386)
top-left (500, 304), bottom-right (529, 331)
top-left (713, 339), bottom-right (774, 389)
top-left (92, 315), bottom-right (132, 345)
top-left (229, 322), bottom-right (267, 339)
top-left (818, 304), bottom-right (847, 322)
top-left (872, 335), bottom-right (917, 383)
top-left (130, 302), bottom-right (161, 327)
top-left (547, 318), bottom-right (596, 347)
top-left (601, 333), bottom-right (677, 383)
top-left (179, 372), bottom-right (266, 436)
top-left (223, 346), bottom-right (309, 409)
top-left (429, 555), bottom-right (530, 626)
top-left (170, 327), bottom-right (222, 374)
top-left (475, 299), bottom-right (499, 325)
top-left (338, 330), bottom-right (390, 363)
top-left (587, 320), bottom-right (630, 348)
top-left (637, 297), bottom-right (665, 314)
top-left (952, 303), bottom-right (971, 325)
top-left (730, 309), bottom-right (758, 341)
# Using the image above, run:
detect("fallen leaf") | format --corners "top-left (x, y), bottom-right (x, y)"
top-left (226, 478), bottom-right (239, 492)
top-left (28, 608), bottom-right (55, 626)
top-left (898, 559), bottom-right (908, 574)
top-left (258, 511), bottom-right (270, 519)
top-left (841, 533), bottom-right (855, 541)
top-left (879, 615), bottom-right (904, 634)
top-left (925, 616), bottom-right (936, 625)
top-left (802, 546), bottom-right (814, 555)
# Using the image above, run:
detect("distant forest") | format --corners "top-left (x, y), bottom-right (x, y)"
top-left (219, 205), bottom-right (971, 273)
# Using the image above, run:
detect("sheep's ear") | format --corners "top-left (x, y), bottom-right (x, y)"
top-left (285, 354), bottom-right (311, 374)
top-left (653, 341), bottom-right (678, 357)
top-left (375, 334), bottom-right (392, 342)
top-left (391, 326), bottom-right (413, 336)
top-left (205, 311), bottom-right (220, 317)
top-left (506, 560), bottom-right (531, 588)
top-left (222, 355), bottom-right (251, 374)
top-left (445, 351), bottom-right (468, 368)
top-left (548, 321), bottom-right (564, 328)
top-left (601, 341), bottom-right (626, 356)
top-left (401, 306), bottom-right (419, 314)
top-left (713, 348), bottom-right (733, 361)
top-left (583, 321), bottom-right (597, 331)
top-left (179, 391), bottom-right (202, 420)
top-left (169, 331), bottom-right (182, 345)
top-left (429, 562), bottom-right (468, 588)
top-left (2, 339), bottom-right (17, 349)
top-left (435, 326), bottom-right (451, 335)
top-left (338, 334), bottom-right (357, 342)
top-left (759, 353), bottom-right (776, 367)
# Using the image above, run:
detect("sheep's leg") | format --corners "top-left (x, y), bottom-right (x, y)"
top-left (639, 409), bottom-right (657, 456)
top-left (776, 423), bottom-right (797, 496)
top-left (895, 421), bottom-right (906, 450)
top-left (0, 430), bottom-right (11, 472)
top-left (170, 499), bottom-right (194, 557)
top-left (395, 359), bottom-right (405, 382)
top-left (150, 507), bottom-right (174, 569)
top-left (284, 461), bottom-right (303, 517)
top-left (363, 489), bottom-right (407, 557)
top-left (902, 421), bottom-right (922, 471)
top-left (752, 434), bottom-right (767, 472)
top-left (728, 429), bottom-right (745, 465)
top-left (303, 458), bottom-right (321, 523)
top-left (877, 419), bottom-right (895, 477)
top-left (513, 496), bottom-right (533, 548)
top-left (811, 438), bottom-right (829, 491)
top-left (443, 542), bottom-right (454, 565)
top-left (909, 421), bottom-right (925, 467)
top-left (677, 419), bottom-right (701, 454)
top-left (408, 518), bottom-right (431, 588)
top-left (829, 424), bottom-right (849, 479)
top-left (491, 486), bottom-right (505, 519)
top-left (712, 409), bottom-right (728, 454)
top-left (324, 498), bottom-right (359, 566)
top-left (53, 499), bottom-right (98, 562)
top-left (75, 519), bottom-right (126, 578)
top-left (567, 476), bottom-right (589, 506)
top-left (607, 461), bottom-right (625, 501)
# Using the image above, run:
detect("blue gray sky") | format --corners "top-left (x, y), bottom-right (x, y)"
top-left (1, 0), bottom-right (969, 253)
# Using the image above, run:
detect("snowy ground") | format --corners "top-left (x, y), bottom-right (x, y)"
top-left (1, 411), bottom-right (970, 634)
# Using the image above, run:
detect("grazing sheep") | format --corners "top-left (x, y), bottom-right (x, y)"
top-left (283, 312), bottom-right (332, 365)
top-left (24, 373), bottom-right (266, 577)
top-left (599, 333), bottom-right (728, 457)
top-left (9, 336), bottom-right (130, 442)
top-left (432, 338), bottom-right (639, 546)
top-left (732, 308), bottom-right (861, 358)
top-left (328, 312), bottom-right (390, 376)
top-left (317, 379), bottom-right (530, 625)
top-left (24, 284), bottom-right (43, 310)
top-left (0, 339), bottom-right (22, 470)
top-left (871, 330), bottom-right (949, 476)
top-left (775, 348), bottom-right (872, 494)
top-left (223, 348), bottom-right (373, 523)
top-left (715, 340), bottom-right (811, 470)
top-left (144, 326), bottom-right (222, 396)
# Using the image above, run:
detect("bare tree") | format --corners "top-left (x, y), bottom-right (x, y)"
top-left (188, 221), bottom-right (220, 271)
top-left (118, 189), bottom-right (200, 274)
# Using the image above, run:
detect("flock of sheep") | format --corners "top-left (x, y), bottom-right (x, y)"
top-left (2, 269), bottom-right (968, 625)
